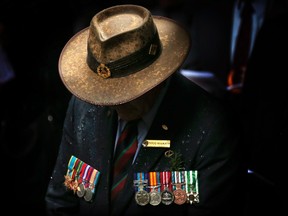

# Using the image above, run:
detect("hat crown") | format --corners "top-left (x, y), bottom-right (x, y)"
top-left (87, 5), bottom-right (160, 78)
top-left (59, 4), bottom-right (190, 105)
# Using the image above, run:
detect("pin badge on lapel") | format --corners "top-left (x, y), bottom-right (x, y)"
top-left (165, 150), bottom-right (184, 171)
top-left (142, 124), bottom-right (170, 148)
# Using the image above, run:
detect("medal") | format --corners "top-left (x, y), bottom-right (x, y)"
top-left (186, 191), bottom-right (195, 204)
top-left (160, 171), bottom-right (174, 205)
top-left (172, 171), bottom-right (187, 205)
top-left (173, 184), bottom-right (187, 205)
top-left (148, 172), bottom-right (161, 206)
top-left (64, 157), bottom-right (82, 192)
top-left (184, 170), bottom-right (199, 204)
top-left (192, 192), bottom-right (199, 203)
top-left (64, 158), bottom-right (81, 192)
top-left (161, 188), bottom-right (174, 205)
top-left (192, 170), bottom-right (199, 203)
top-left (64, 174), bottom-right (73, 189)
top-left (71, 179), bottom-right (79, 193)
top-left (149, 187), bottom-right (161, 206)
top-left (186, 190), bottom-right (199, 204)
top-left (135, 189), bottom-right (150, 206)
top-left (84, 187), bottom-right (93, 202)
top-left (83, 167), bottom-right (99, 202)
top-left (76, 162), bottom-right (87, 198)
top-left (77, 183), bottom-right (86, 198)
top-left (134, 181), bottom-right (150, 206)
top-left (134, 172), bottom-right (150, 206)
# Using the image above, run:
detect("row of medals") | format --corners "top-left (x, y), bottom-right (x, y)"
top-left (71, 180), bottom-right (199, 205)
top-left (76, 182), bottom-right (94, 202)
top-left (64, 175), bottom-right (95, 202)
top-left (65, 178), bottom-right (199, 205)
top-left (134, 181), bottom-right (199, 206)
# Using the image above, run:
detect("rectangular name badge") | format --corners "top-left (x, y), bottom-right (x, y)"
top-left (142, 140), bottom-right (170, 148)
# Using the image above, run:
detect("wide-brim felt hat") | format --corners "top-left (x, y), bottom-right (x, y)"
top-left (59, 4), bottom-right (190, 106)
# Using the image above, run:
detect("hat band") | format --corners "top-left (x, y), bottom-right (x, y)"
top-left (87, 31), bottom-right (162, 79)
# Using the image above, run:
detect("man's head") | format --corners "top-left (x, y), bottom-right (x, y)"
top-left (110, 80), bottom-right (166, 121)
top-left (59, 4), bottom-right (190, 106)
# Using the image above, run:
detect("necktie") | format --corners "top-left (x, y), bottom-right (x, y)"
top-left (111, 120), bottom-right (139, 201)
top-left (227, 0), bottom-right (253, 94)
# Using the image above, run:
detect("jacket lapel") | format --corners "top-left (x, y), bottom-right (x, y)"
top-left (87, 108), bottom-right (118, 215)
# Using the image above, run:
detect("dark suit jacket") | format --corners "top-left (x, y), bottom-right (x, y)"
top-left (45, 73), bottom-right (245, 216)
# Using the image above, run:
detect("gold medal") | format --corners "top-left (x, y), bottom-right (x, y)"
top-left (71, 180), bottom-right (79, 193)
top-left (64, 175), bottom-right (73, 189)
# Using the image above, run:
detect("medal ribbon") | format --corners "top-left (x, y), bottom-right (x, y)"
top-left (74, 160), bottom-right (83, 182)
top-left (192, 170), bottom-right (199, 194)
top-left (160, 171), bottom-right (172, 191)
top-left (184, 170), bottom-right (192, 193)
top-left (83, 165), bottom-right (91, 188)
top-left (172, 171), bottom-right (185, 190)
top-left (184, 170), bottom-right (199, 194)
top-left (148, 171), bottom-right (157, 192)
top-left (68, 155), bottom-right (77, 170)
top-left (78, 162), bottom-right (88, 184)
top-left (65, 156), bottom-right (81, 192)
top-left (71, 158), bottom-right (80, 180)
top-left (85, 166), bottom-right (94, 188)
top-left (156, 172), bottom-right (161, 192)
top-left (184, 170), bottom-right (199, 203)
top-left (67, 155), bottom-right (77, 177)
top-left (89, 169), bottom-right (96, 190)
top-left (149, 171), bottom-right (161, 192)
top-left (134, 172), bottom-right (148, 192)
top-left (91, 169), bottom-right (101, 193)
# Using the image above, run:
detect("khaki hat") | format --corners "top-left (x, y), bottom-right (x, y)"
top-left (59, 4), bottom-right (190, 105)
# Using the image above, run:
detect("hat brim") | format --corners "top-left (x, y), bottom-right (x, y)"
top-left (59, 16), bottom-right (190, 106)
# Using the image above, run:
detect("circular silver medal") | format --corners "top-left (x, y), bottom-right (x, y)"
top-left (135, 190), bottom-right (150, 206)
top-left (76, 183), bottom-right (86, 198)
top-left (161, 189), bottom-right (174, 205)
top-left (84, 188), bottom-right (93, 202)
top-left (149, 190), bottom-right (161, 206)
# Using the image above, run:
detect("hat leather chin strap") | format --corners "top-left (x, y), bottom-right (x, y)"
top-left (86, 31), bottom-right (162, 79)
